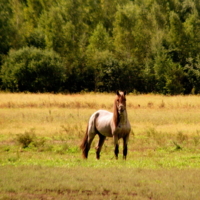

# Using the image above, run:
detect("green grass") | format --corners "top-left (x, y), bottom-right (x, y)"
top-left (0, 166), bottom-right (200, 200)
top-left (1, 141), bottom-right (200, 169)
top-left (1, 93), bottom-right (200, 199)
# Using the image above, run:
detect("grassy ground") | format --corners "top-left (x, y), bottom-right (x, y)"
top-left (1, 166), bottom-right (200, 200)
top-left (0, 93), bottom-right (200, 199)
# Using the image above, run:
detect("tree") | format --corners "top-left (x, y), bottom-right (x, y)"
top-left (2, 0), bottom-right (200, 94)
top-left (0, 0), bottom-right (13, 56)
top-left (153, 47), bottom-right (185, 94)
top-left (184, 56), bottom-right (200, 94)
top-left (164, 63), bottom-right (185, 95)
top-left (86, 23), bottom-right (114, 91)
top-left (184, 11), bottom-right (200, 59)
top-left (1, 47), bottom-right (66, 92)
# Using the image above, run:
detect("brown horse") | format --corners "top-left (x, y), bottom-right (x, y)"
top-left (80, 91), bottom-right (131, 160)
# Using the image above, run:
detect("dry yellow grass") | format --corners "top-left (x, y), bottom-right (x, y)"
top-left (1, 93), bottom-right (200, 109)
top-left (0, 92), bottom-right (113, 109)
top-left (1, 92), bottom-right (200, 140)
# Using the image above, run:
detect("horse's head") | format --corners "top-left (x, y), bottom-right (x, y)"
top-left (115, 91), bottom-right (126, 114)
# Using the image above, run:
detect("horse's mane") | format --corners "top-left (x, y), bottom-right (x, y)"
top-left (113, 96), bottom-right (119, 128)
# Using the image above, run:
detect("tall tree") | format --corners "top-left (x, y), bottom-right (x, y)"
top-left (0, 0), bottom-right (13, 56)
top-left (86, 23), bottom-right (114, 91)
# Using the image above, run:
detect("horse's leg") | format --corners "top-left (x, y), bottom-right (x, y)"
top-left (86, 132), bottom-right (96, 158)
top-left (95, 134), bottom-right (106, 160)
top-left (123, 135), bottom-right (129, 160)
top-left (83, 112), bottom-right (100, 159)
top-left (113, 136), bottom-right (119, 159)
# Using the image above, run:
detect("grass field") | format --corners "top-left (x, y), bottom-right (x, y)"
top-left (0, 93), bottom-right (200, 199)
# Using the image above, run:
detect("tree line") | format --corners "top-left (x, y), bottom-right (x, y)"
top-left (1, 0), bottom-right (200, 94)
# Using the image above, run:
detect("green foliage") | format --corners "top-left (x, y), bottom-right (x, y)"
top-left (0, 0), bottom-right (13, 56)
top-left (87, 23), bottom-right (112, 52)
top-left (26, 29), bottom-right (46, 49)
top-left (16, 129), bottom-right (46, 149)
top-left (184, 56), bottom-right (200, 94)
top-left (16, 130), bottom-right (36, 148)
top-left (2, 0), bottom-right (200, 94)
top-left (1, 47), bottom-right (66, 92)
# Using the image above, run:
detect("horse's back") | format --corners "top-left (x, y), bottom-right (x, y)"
top-left (91, 110), bottom-right (113, 137)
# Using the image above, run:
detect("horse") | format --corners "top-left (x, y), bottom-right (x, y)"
top-left (80, 91), bottom-right (131, 160)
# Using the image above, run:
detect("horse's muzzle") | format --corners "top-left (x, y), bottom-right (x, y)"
top-left (118, 105), bottom-right (125, 114)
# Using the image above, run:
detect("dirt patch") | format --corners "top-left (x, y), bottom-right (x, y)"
top-left (2, 189), bottom-right (138, 200)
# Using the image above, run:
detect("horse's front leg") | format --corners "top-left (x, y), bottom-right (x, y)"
top-left (113, 136), bottom-right (119, 159)
top-left (123, 135), bottom-right (129, 160)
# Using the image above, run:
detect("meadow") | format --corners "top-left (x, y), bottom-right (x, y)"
top-left (0, 92), bottom-right (200, 199)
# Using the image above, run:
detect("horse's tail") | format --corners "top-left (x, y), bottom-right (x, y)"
top-left (80, 112), bottom-right (99, 159)
top-left (80, 125), bottom-right (89, 159)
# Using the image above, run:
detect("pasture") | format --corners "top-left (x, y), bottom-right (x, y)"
top-left (0, 93), bottom-right (200, 199)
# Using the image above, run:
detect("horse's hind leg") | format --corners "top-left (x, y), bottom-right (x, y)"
top-left (81, 126), bottom-right (96, 159)
top-left (95, 134), bottom-right (106, 160)
top-left (86, 133), bottom-right (96, 158)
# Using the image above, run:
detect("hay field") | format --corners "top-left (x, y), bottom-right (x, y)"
top-left (2, 93), bottom-right (200, 137)
top-left (0, 93), bottom-right (200, 199)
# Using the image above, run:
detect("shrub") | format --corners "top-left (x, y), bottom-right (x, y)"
top-left (16, 129), bottom-right (46, 150)
top-left (16, 130), bottom-right (36, 148)
top-left (1, 47), bottom-right (66, 92)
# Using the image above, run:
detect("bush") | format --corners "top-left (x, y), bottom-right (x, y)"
top-left (16, 131), bottom-right (36, 148)
top-left (1, 47), bottom-right (66, 92)
top-left (16, 129), bottom-right (46, 150)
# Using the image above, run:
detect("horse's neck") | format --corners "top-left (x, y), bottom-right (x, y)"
top-left (113, 106), bottom-right (128, 127)
top-left (118, 111), bottom-right (128, 125)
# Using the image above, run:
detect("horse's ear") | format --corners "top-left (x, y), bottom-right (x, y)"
top-left (124, 91), bottom-right (126, 96)
top-left (116, 90), bottom-right (120, 96)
